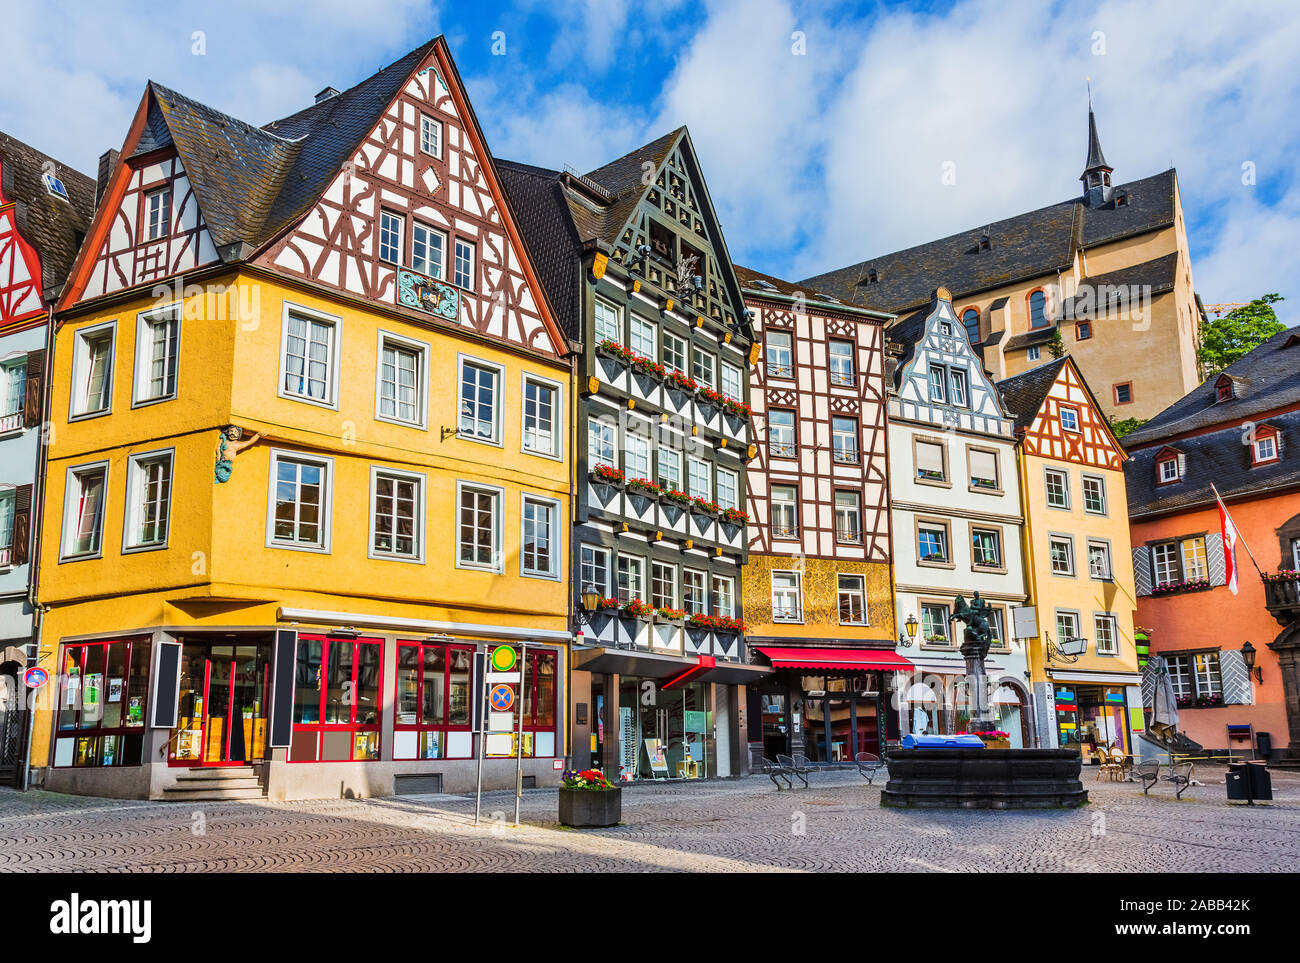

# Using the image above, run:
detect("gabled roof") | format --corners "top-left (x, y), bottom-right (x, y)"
top-left (734, 263), bottom-right (894, 321)
top-left (1060, 251), bottom-right (1179, 319)
top-left (1124, 324), bottom-right (1300, 448)
top-left (578, 128), bottom-right (682, 247)
top-left (0, 132), bottom-right (96, 301)
top-left (798, 169), bottom-right (1178, 316)
top-left (996, 357), bottom-right (1070, 431)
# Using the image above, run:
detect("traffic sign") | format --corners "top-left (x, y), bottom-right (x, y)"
top-left (489, 683), bottom-right (515, 712)
top-left (23, 667), bottom-right (47, 689)
top-left (490, 645), bottom-right (517, 672)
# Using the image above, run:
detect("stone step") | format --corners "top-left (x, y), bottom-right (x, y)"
top-left (161, 785), bottom-right (266, 801)
top-left (175, 767), bottom-right (259, 781)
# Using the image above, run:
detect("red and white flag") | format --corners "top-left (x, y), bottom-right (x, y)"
top-left (1217, 493), bottom-right (1240, 596)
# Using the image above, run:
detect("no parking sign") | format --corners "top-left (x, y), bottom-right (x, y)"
top-left (24, 667), bottom-right (48, 689)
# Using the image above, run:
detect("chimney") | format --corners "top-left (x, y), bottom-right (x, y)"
top-left (314, 86), bottom-right (341, 104)
top-left (95, 148), bottom-right (119, 208)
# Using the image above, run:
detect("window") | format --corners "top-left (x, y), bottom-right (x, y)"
top-left (43, 172), bottom-right (70, 202)
top-left (124, 451), bottom-right (172, 551)
top-left (459, 358), bottom-right (501, 443)
top-left (629, 315), bottom-right (655, 358)
top-left (411, 222), bottom-right (445, 278)
top-left (1028, 290), bottom-right (1047, 328)
top-left (62, 464), bottom-right (107, 559)
top-left (1082, 474), bottom-right (1107, 515)
top-left (522, 496), bottom-right (559, 578)
top-left (969, 448), bottom-right (999, 490)
top-left (1055, 611), bottom-right (1081, 647)
top-left (1252, 432), bottom-right (1279, 465)
top-left (687, 457), bottom-right (711, 500)
top-left (1059, 405), bottom-right (1080, 433)
top-left (1026, 345), bottom-right (1041, 361)
top-left (768, 409), bottom-right (796, 458)
top-left (657, 446), bottom-right (681, 490)
top-left (832, 417), bottom-right (859, 464)
top-left (838, 575), bottom-right (867, 624)
top-left (921, 603), bottom-right (950, 645)
top-left (1076, 321), bottom-right (1093, 341)
top-left (1, 360), bottom-right (24, 420)
top-left (928, 365), bottom-right (947, 403)
top-left (971, 528), bottom-right (1001, 568)
top-left (594, 299), bottom-right (621, 344)
top-left (522, 376), bottom-right (559, 457)
top-left (691, 347), bottom-right (714, 388)
top-left (766, 330), bottom-right (793, 378)
top-left (580, 545), bottom-right (610, 596)
top-left (453, 237), bottom-right (475, 289)
top-left (371, 469), bottom-right (422, 561)
top-left (377, 335), bottom-right (426, 427)
top-left (379, 211), bottom-right (403, 264)
top-left (771, 484), bottom-right (798, 538)
top-left (270, 453), bottom-right (331, 551)
top-left (1152, 541), bottom-right (1180, 586)
top-left (772, 572), bottom-right (801, 621)
top-left (625, 432), bottom-right (650, 479)
top-left (720, 361), bottom-right (742, 401)
top-left (53, 637), bottom-right (150, 768)
top-left (1044, 468), bottom-right (1070, 509)
top-left (1158, 456), bottom-right (1180, 483)
top-left (918, 523), bottom-right (949, 564)
top-left (1168, 652), bottom-right (1223, 703)
top-left (1094, 614), bottom-right (1118, 655)
top-left (915, 439), bottom-right (947, 483)
top-left (829, 340), bottom-right (855, 386)
top-left (290, 636), bottom-right (382, 762)
top-left (1216, 379), bottom-right (1234, 403)
top-left (419, 114), bottom-right (443, 157)
top-left (663, 331), bottom-right (686, 374)
top-left (1114, 382), bottom-right (1133, 405)
top-left (948, 368), bottom-right (968, 407)
top-left (1088, 540), bottom-right (1113, 580)
top-left (989, 608), bottom-right (1008, 650)
top-left (144, 187), bottom-right (170, 241)
top-left (617, 554), bottom-right (645, 604)
top-left (835, 491), bottom-right (861, 544)
top-left (712, 575), bottom-right (735, 618)
top-left (961, 308), bottom-right (980, 344)
top-left (281, 309), bottom-right (337, 406)
top-left (683, 569), bottom-right (707, 615)
top-left (716, 468), bottom-right (738, 511)
top-left (457, 484), bottom-right (501, 571)
top-left (1291, 536), bottom-right (1300, 570)
top-left (1049, 536), bottom-right (1075, 576)
top-left (0, 491), bottom-right (13, 559)
top-left (393, 642), bottom-right (473, 760)
top-left (1182, 536), bottom-right (1208, 581)
top-left (652, 562), bottom-right (677, 610)
top-left (71, 324), bottom-right (115, 417)
top-left (134, 308), bottom-right (178, 404)
top-left (587, 417), bottom-right (615, 469)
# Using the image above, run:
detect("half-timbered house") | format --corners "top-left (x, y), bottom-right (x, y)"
top-left (998, 355), bottom-right (1141, 753)
top-left (33, 38), bottom-right (575, 801)
top-left (500, 129), bottom-right (767, 783)
top-left (886, 288), bottom-right (1033, 745)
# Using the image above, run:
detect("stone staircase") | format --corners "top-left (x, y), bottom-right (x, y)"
top-left (162, 765), bottom-right (265, 801)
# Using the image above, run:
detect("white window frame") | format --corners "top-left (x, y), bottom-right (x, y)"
top-left (1152, 540), bottom-right (1180, 585)
top-left (1253, 434), bottom-right (1278, 464)
top-left (711, 574), bottom-right (735, 618)
top-left (594, 299), bottom-right (622, 345)
top-left (453, 237), bottom-right (476, 290)
top-left (766, 331), bottom-right (793, 379)
top-left (369, 466), bottom-right (426, 564)
top-left (455, 480), bottom-right (503, 573)
top-left (691, 347), bottom-right (715, 388)
top-left (617, 553), bottom-right (645, 604)
top-left (683, 568), bottom-right (707, 615)
top-left (1049, 535), bottom-right (1076, 577)
top-left (720, 361), bottom-right (742, 401)
top-left (768, 409), bottom-right (796, 459)
top-left (521, 372), bottom-right (562, 460)
top-left (657, 446), bottom-right (682, 491)
top-left (266, 450), bottom-right (333, 554)
top-left (580, 544), bottom-right (610, 596)
top-left (835, 490), bottom-right (861, 544)
top-left (1055, 610), bottom-right (1082, 648)
top-left (971, 527), bottom-right (1001, 568)
top-left (1059, 405), bottom-right (1081, 433)
top-left (1087, 539), bottom-right (1114, 581)
top-left (625, 430), bottom-right (651, 480)
top-left (771, 484), bottom-right (798, 539)
top-left (411, 221), bottom-right (446, 279)
top-left (832, 416), bottom-right (859, 464)
top-left (375, 330), bottom-right (430, 429)
top-left (1081, 473), bottom-right (1107, 515)
top-left (1158, 457), bottom-right (1180, 483)
top-left (1044, 467), bottom-right (1070, 509)
top-left (1094, 613), bottom-right (1119, 656)
top-left (379, 210), bottom-right (403, 265)
top-left (772, 571), bottom-right (802, 622)
top-left (0, 490), bottom-right (13, 557)
top-left (1, 360), bottom-right (25, 420)
top-left (716, 468), bottom-right (738, 511)
top-left (457, 354), bottom-right (505, 446)
top-left (687, 456), bottom-right (712, 501)
top-left (837, 574), bottom-right (868, 625)
top-left (132, 305), bottom-right (180, 407)
top-left (60, 461), bottom-right (109, 561)
top-left (69, 320), bottom-right (116, 421)
top-left (629, 315), bottom-right (655, 358)
top-left (144, 186), bottom-right (171, 241)
top-left (948, 368), bottom-right (968, 407)
top-left (1027, 346), bottom-right (1041, 361)
top-left (651, 560), bottom-right (677, 610)
top-left (587, 416), bottom-right (616, 469)
top-left (520, 493), bottom-right (561, 580)
top-left (663, 330), bottom-right (686, 374)
top-left (419, 113), bottom-right (443, 158)
top-left (828, 340), bottom-right (855, 387)
top-left (122, 448), bottom-right (173, 553)
top-left (278, 303), bottom-right (341, 410)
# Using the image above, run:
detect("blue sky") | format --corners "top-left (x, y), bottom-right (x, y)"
top-left (3, 0), bottom-right (1297, 310)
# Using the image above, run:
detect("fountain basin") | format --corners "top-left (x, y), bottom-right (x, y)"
top-left (880, 748), bottom-right (1087, 809)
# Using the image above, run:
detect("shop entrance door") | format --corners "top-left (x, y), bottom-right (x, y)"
top-left (170, 643), bottom-right (270, 766)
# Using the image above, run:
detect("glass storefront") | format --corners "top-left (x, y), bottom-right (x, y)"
top-left (290, 635), bottom-right (383, 762)
top-left (616, 678), bottom-right (712, 780)
top-left (171, 642), bottom-right (271, 765)
top-left (798, 676), bottom-right (880, 762)
top-left (54, 637), bottom-right (151, 767)
top-left (1054, 685), bottom-right (1129, 754)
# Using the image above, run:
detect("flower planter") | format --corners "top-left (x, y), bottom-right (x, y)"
top-left (559, 787), bottom-right (622, 828)
top-left (981, 739), bottom-right (1011, 749)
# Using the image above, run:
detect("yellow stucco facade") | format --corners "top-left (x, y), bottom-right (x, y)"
top-left (740, 556), bottom-right (895, 643)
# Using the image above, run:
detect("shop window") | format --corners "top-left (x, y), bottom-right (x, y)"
top-left (53, 637), bottom-right (150, 767)
top-left (393, 642), bottom-right (474, 760)
top-left (290, 636), bottom-right (383, 762)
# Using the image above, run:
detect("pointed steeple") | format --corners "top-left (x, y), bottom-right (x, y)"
top-left (1080, 90), bottom-right (1114, 207)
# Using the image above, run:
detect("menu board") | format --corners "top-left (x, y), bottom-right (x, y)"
top-left (643, 738), bottom-right (669, 778)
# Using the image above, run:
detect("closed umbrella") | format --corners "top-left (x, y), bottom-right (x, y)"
top-left (1147, 655), bottom-right (1179, 739)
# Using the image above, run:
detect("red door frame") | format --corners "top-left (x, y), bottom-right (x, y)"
top-left (169, 645), bottom-right (267, 767)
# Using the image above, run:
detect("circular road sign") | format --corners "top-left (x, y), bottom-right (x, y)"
top-left (24, 667), bottom-right (48, 689)
top-left (490, 645), bottom-right (517, 672)
top-left (489, 683), bottom-right (516, 712)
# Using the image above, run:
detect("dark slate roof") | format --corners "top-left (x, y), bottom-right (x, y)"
top-left (1124, 324), bottom-right (1300, 448)
top-left (1083, 109), bottom-right (1110, 176)
top-left (798, 169), bottom-right (1178, 316)
top-left (1003, 325), bottom-right (1061, 352)
top-left (579, 128), bottom-right (682, 246)
top-left (995, 357), bottom-right (1070, 430)
top-left (1125, 408), bottom-right (1300, 517)
top-left (0, 132), bottom-right (96, 300)
top-left (735, 264), bottom-right (804, 297)
top-left (496, 159), bottom-right (583, 340)
top-left (1061, 251), bottom-right (1179, 319)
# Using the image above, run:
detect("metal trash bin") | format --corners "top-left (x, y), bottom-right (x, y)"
top-left (1246, 761), bottom-right (1273, 802)
top-left (1256, 731), bottom-right (1273, 760)
top-left (1225, 763), bottom-right (1251, 803)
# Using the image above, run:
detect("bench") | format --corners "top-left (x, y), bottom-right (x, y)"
top-left (1134, 760), bottom-right (1196, 798)
top-left (779, 753), bottom-right (810, 789)
top-left (762, 756), bottom-right (792, 790)
top-left (1135, 761), bottom-right (1161, 794)
top-left (855, 752), bottom-right (885, 785)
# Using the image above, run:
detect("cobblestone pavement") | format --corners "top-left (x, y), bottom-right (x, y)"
top-left (3, 766), bottom-right (1299, 872)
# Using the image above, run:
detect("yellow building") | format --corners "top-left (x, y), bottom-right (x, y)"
top-left (33, 38), bottom-right (574, 800)
top-left (998, 356), bottom-right (1144, 754)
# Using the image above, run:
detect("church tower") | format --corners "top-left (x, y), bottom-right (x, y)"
top-left (1080, 100), bottom-right (1114, 207)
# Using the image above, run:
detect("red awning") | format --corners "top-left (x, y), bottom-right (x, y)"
top-left (754, 646), bottom-right (914, 671)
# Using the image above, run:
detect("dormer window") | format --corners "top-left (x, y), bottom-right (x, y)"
top-left (1251, 428), bottom-right (1280, 466)
top-left (867, 269), bottom-right (879, 283)
top-left (1215, 376), bottom-right (1235, 403)
top-left (1157, 456), bottom-right (1180, 484)
top-left (43, 172), bottom-right (70, 202)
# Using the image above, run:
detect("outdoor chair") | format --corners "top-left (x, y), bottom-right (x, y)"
top-left (855, 752), bottom-right (885, 785)
top-left (1093, 746), bottom-right (1119, 781)
top-left (1108, 745), bottom-right (1134, 782)
top-left (1134, 761), bottom-right (1161, 794)
top-left (777, 753), bottom-right (809, 789)
top-left (1163, 761), bottom-right (1196, 799)
top-left (763, 756), bottom-right (792, 791)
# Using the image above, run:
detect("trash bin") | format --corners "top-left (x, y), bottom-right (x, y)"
top-left (1225, 763), bottom-right (1251, 803)
top-left (1256, 731), bottom-right (1272, 760)
top-left (1246, 761), bottom-right (1273, 802)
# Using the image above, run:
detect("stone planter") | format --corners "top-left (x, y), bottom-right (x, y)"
top-left (559, 787), bottom-right (622, 827)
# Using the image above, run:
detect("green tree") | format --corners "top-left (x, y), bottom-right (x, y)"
top-left (1109, 416), bottom-right (1147, 440)
top-left (1198, 294), bottom-right (1285, 377)
top-left (1045, 327), bottom-right (1065, 359)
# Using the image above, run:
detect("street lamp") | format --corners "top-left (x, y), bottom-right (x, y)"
top-left (1241, 641), bottom-right (1262, 683)
top-left (900, 614), bottom-right (919, 648)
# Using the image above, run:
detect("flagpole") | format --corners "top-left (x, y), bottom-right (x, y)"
top-left (1210, 483), bottom-right (1266, 578)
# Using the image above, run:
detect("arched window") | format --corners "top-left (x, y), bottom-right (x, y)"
top-left (1028, 290), bottom-right (1047, 329)
top-left (960, 308), bottom-right (980, 345)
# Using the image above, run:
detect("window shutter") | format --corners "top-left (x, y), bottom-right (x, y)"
top-left (1176, 452), bottom-right (1187, 477)
top-left (1132, 545), bottom-right (1153, 596)
top-left (11, 484), bottom-right (32, 565)
top-left (969, 449), bottom-right (997, 481)
top-left (22, 349), bottom-right (44, 429)
top-left (916, 441), bottom-right (945, 473)
top-left (1206, 530), bottom-right (1226, 586)
top-left (1218, 649), bottom-right (1253, 705)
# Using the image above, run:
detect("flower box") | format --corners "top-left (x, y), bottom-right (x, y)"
top-left (655, 607), bottom-right (688, 625)
top-left (558, 786), bottom-right (621, 828)
top-left (661, 489), bottom-right (692, 507)
top-left (720, 507), bottom-right (749, 525)
top-left (591, 466), bottom-right (625, 486)
top-left (691, 497), bottom-right (721, 515)
top-left (687, 613), bottom-right (747, 633)
top-left (626, 478), bottom-right (663, 497)
top-left (665, 371), bottom-right (699, 394)
top-left (622, 599), bottom-right (654, 621)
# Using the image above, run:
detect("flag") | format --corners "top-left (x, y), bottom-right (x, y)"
top-left (1216, 493), bottom-right (1240, 595)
